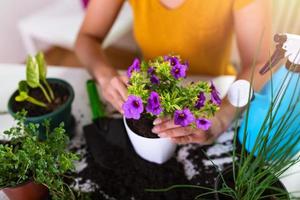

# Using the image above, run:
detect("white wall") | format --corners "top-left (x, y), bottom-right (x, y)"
top-left (0, 0), bottom-right (53, 63)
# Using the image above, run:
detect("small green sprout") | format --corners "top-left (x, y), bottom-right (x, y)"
top-left (36, 52), bottom-right (55, 100)
top-left (15, 80), bottom-right (47, 107)
top-left (15, 52), bottom-right (55, 108)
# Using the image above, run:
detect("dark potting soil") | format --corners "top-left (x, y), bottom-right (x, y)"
top-left (79, 123), bottom-right (207, 200)
top-left (126, 115), bottom-right (159, 138)
top-left (11, 82), bottom-right (69, 117)
top-left (77, 147), bottom-right (203, 200)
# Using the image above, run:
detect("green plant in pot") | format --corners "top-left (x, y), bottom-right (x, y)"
top-left (7, 52), bottom-right (75, 138)
top-left (123, 55), bottom-right (221, 164)
top-left (0, 111), bottom-right (79, 200)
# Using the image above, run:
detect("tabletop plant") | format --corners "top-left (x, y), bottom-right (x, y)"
top-left (15, 52), bottom-right (54, 108)
top-left (0, 111), bottom-right (79, 200)
top-left (123, 55), bottom-right (221, 131)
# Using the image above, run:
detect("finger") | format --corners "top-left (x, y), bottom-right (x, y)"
top-left (111, 77), bottom-right (128, 101)
top-left (171, 135), bottom-right (194, 144)
top-left (157, 127), bottom-right (193, 138)
top-left (108, 89), bottom-right (125, 114)
top-left (152, 119), bottom-right (181, 133)
top-left (153, 117), bottom-right (171, 125)
top-left (172, 133), bottom-right (214, 145)
top-left (120, 75), bottom-right (129, 85)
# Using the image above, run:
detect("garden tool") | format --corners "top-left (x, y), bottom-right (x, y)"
top-left (84, 80), bottom-right (132, 168)
top-left (228, 33), bottom-right (300, 156)
top-left (260, 33), bottom-right (300, 74)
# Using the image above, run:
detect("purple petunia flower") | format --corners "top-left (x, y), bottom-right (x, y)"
top-left (122, 95), bottom-right (144, 120)
top-left (210, 81), bottom-right (221, 106)
top-left (147, 67), bottom-right (155, 75)
top-left (171, 64), bottom-right (187, 79)
top-left (196, 118), bottom-right (212, 131)
top-left (146, 91), bottom-right (162, 115)
top-left (127, 58), bottom-right (140, 78)
top-left (164, 56), bottom-right (180, 66)
top-left (195, 92), bottom-right (206, 109)
top-left (174, 108), bottom-right (195, 127)
top-left (150, 75), bottom-right (160, 85)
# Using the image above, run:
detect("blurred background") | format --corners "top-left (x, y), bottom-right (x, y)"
top-left (0, 0), bottom-right (299, 68)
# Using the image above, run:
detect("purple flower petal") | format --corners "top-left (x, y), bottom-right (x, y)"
top-left (171, 64), bottom-right (187, 79)
top-left (147, 67), bottom-right (155, 75)
top-left (210, 81), bottom-right (221, 106)
top-left (150, 75), bottom-right (160, 85)
top-left (127, 58), bottom-right (140, 78)
top-left (164, 56), bottom-right (180, 66)
top-left (195, 92), bottom-right (206, 109)
top-left (196, 118), bottom-right (212, 131)
top-left (174, 108), bottom-right (195, 127)
top-left (123, 95), bottom-right (144, 119)
top-left (146, 91), bottom-right (162, 115)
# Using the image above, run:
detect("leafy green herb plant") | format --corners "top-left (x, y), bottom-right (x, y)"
top-left (0, 111), bottom-right (78, 200)
top-left (15, 52), bottom-right (54, 107)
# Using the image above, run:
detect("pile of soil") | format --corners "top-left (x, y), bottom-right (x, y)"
top-left (77, 123), bottom-right (208, 200)
top-left (126, 115), bottom-right (159, 138)
top-left (11, 82), bottom-right (69, 117)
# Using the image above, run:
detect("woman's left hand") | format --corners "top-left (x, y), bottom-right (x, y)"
top-left (152, 115), bottom-right (225, 145)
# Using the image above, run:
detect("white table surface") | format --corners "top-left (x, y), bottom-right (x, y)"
top-left (0, 64), bottom-right (299, 198)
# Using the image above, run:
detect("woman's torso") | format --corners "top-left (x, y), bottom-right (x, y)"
top-left (128, 0), bottom-right (243, 76)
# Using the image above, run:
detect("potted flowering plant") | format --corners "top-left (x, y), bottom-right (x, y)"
top-left (7, 52), bottom-right (74, 137)
top-left (123, 55), bottom-right (221, 164)
top-left (0, 112), bottom-right (79, 200)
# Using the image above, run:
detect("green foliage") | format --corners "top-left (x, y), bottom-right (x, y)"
top-left (0, 111), bottom-right (79, 200)
top-left (127, 55), bottom-right (220, 125)
top-left (36, 52), bottom-right (55, 100)
top-left (15, 80), bottom-right (47, 107)
top-left (26, 56), bottom-right (40, 89)
top-left (16, 52), bottom-right (55, 107)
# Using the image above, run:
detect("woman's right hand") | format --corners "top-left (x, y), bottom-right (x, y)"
top-left (97, 71), bottom-right (129, 114)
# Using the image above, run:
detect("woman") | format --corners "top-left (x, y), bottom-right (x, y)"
top-left (75, 0), bottom-right (272, 144)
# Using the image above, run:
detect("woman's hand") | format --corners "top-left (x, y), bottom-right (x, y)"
top-left (97, 72), bottom-right (129, 114)
top-left (152, 115), bottom-right (226, 144)
top-left (152, 99), bottom-right (236, 144)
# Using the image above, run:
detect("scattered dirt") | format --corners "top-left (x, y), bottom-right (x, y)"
top-left (77, 145), bottom-right (205, 200)
top-left (11, 82), bottom-right (69, 117)
top-left (126, 115), bottom-right (159, 138)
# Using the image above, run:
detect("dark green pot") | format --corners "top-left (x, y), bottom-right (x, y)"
top-left (7, 78), bottom-right (75, 138)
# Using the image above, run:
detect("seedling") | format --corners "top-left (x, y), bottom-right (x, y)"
top-left (15, 52), bottom-right (54, 107)
top-left (15, 80), bottom-right (47, 107)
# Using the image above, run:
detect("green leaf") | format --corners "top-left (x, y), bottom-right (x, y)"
top-left (18, 80), bottom-right (29, 93)
top-left (15, 92), bottom-right (28, 102)
top-left (26, 56), bottom-right (40, 88)
top-left (36, 52), bottom-right (47, 81)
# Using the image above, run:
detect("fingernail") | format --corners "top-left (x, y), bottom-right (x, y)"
top-left (153, 118), bottom-right (161, 125)
top-left (158, 133), bottom-right (167, 138)
top-left (152, 126), bottom-right (159, 133)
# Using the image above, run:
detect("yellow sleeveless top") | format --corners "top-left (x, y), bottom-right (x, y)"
top-left (128, 0), bottom-right (254, 76)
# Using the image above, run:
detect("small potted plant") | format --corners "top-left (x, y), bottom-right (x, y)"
top-left (123, 55), bottom-right (221, 164)
top-left (7, 52), bottom-right (74, 137)
top-left (0, 111), bottom-right (79, 200)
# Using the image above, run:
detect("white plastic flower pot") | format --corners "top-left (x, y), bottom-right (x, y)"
top-left (123, 117), bottom-right (177, 164)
